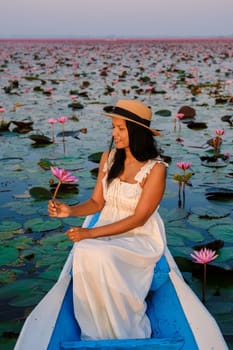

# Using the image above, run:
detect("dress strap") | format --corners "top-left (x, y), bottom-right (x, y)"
top-left (135, 157), bottom-right (168, 183)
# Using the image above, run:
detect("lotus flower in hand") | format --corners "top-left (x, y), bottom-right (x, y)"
top-left (51, 166), bottom-right (79, 200)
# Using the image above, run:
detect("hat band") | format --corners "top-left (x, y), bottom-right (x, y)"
top-left (103, 106), bottom-right (150, 127)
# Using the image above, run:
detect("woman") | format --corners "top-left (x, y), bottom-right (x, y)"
top-left (48, 99), bottom-right (168, 340)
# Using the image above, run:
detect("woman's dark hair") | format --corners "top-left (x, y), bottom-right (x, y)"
top-left (107, 120), bottom-right (160, 184)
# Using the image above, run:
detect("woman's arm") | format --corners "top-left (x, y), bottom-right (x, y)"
top-left (48, 151), bottom-right (108, 218)
top-left (67, 162), bottom-right (167, 242)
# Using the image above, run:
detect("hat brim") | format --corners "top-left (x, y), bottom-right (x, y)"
top-left (101, 112), bottom-right (161, 136)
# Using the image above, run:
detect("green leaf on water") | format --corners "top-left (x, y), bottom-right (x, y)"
top-left (215, 247), bottom-right (233, 263)
top-left (155, 109), bottom-right (172, 116)
top-left (208, 224), bottom-right (233, 243)
top-left (29, 186), bottom-right (51, 200)
top-left (0, 231), bottom-right (15, 241)
top-left (190, 206), bottom-right (230, 219)
top-left (0, 270), bottom-right (17, 284)
top-left (0, 221), bottom-right (22, 232)
top-left (62, 216), bottom-right (85, 227)
top-left (88, 152), bottom-right (102, 163)
top-left (40, 232), bottom-right (66, 245)
top-left (9, 289), bottom-right (45, 307)
top-left (164, 208), bottom-right (188, 223)
top-left (23, 218), bottom-right (63, 232)
top-left (0, 246), bottom-right (19, 265)
top-left (167, 226), bottom-right (203, 244)
top-left (39, 264), bottom-right (63, 281)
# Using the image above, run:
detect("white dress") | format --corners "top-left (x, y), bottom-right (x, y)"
top-left (72, 151), bottom-right (167, 340)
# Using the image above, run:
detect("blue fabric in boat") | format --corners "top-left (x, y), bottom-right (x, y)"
top-left (60, 337), bottom-right (184, 349)
top-left (47, 255), bottom-right (199, 349)
top-left (150, 255), bottom-right (169, 291)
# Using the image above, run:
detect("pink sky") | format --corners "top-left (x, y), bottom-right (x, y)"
top-left (0, 0), bottom-right (232, 38)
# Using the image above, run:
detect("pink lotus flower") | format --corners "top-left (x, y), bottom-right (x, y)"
top-left (173, 162), bottom-right (193, 208)
top-left (70, 95), bottom-right (77, 100)
top-left (174, 113), bottom-right (184, 131)
top-left (46, 87), bottom-right (54, 93)
top-left (51, 166), bottom-right (79, 200)
top-left (191, 248), bottom-right (218, 264)
top-left (0, 107), bottom-right (6, 122)
top-left (191, 248), bottom-right (218, 303)
top-left (48, 118), bottom-right (57, 125)
top-left (57, 116), bottom-right (68, 142)
top-left (176, 162), bottom-right (192, 171)
top-left (48, 118), bottom-right (57, 143)
top-left (57, 116), bottom-right (68, 124)
top-left (215, 129), bottom-right (224, 136)
top-left (175, 113), bottom-right (184, 120)
top-left (212, 129), bottom-right (225, 155)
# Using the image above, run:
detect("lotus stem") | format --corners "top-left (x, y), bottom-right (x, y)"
top-left (52, 181), bottom-right (61, 201)
top-left (178, 181), bottom-right (182, 208)
top-left (202, 263), bottom-right (207, 304)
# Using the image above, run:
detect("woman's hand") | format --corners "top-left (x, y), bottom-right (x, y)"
top-left (66, 227), bottom-right (91, 242)
top-left (48, 200), bottom-right (71, 218)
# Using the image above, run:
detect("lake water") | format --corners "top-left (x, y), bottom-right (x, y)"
top-left (0, 38), bottom-right (232, 349)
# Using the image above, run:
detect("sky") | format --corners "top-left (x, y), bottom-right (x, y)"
top-left (0, 0), bottom-right (233, 39)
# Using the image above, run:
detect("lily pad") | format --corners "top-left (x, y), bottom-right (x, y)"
top-left (29, 134), bottom-right (53, 145)
top-left (0, 270), bottom-right (17, 284)
top-left (154, 109), bottom-right (171, 117)
top-left (2, 201), bottom-right (38, 216)
top-left (187, 214), bottom-right (233, 229)
top-left (39, 264), bottom-right (63, 280)
top-left (40, 232), bottom-right (67, 245)
top-left (23, 218), bottom-right (62, 232)
top-left (169, 246), bottom-right (193, 258)
top-left (0, 246), bottom-right (19, 265)
top-left (0, 221), bottom-right (22, 232)
top-left (0, 231), bottom-right (15, 240)
top-left (205, 187), bottom-right (233, 200)
top-left (164, 208), bottom-right (188, 223)
top-left (208, 224), bottom-right (233, 243)
top-left (62, 217), bottom-right (85, 227)
top-left (166, 232), bottom-right (185, 247)
top-left (37, 158), bottom-right (55, 170)
top-left (187, 121), bottom-right (208, 130)
top-left (35, 251), bottom-right (66, 268)
top-left (57, 240), bottom-right (73, 251)
top-left (8, 235), bottom-right (32, 250)
top-left (190, 206), bottom-right (230, 219)
top-left (177, 105), bottom-right (196, 118)
top-left (215, 247), bottom-right (233, 263)
top-left (88, 152), bottom-right (102, 163)
top-left (29, 186), bottom-right (51, 200)
top-left (202, 159), bottom-right (229, 168)
top-left (169, 226), bottom-right (204, 242)
top-left (9, 289), bottom-right (45, 307)
top-left (0, 278), bottom-right (40, 301)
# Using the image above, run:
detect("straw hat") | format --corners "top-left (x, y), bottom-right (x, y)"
top-left (102, 100), bottom-right (160, 136)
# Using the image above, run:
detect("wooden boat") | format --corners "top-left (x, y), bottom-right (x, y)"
top-left (14, 213), bottom-right (228, 350)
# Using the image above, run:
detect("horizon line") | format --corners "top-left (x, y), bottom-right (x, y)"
top-left (0, 34), bottom-right (233, 41)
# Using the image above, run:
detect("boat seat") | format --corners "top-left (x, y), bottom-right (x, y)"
top-left (60, 337), bottom-right (184, 349)
top-left (149, 255), bottom-right (170, 291)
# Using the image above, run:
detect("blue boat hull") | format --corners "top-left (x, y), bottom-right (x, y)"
top-left (14, 213), bottom-right (228, 350)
